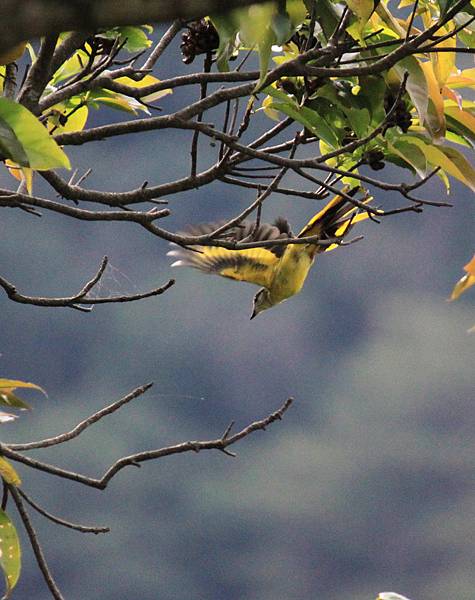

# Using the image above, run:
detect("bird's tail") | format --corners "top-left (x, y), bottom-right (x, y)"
top-left (298, 187), bottom-right (372, 252)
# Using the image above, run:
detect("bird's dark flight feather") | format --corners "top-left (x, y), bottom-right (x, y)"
top-left (181, 218), bottom-right (293, 258)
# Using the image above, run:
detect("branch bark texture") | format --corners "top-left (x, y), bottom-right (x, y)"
top-left (0, 0), bottom-right (270, 54)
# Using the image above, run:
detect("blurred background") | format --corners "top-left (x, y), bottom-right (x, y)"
top-left (0, 26), bottom-right (474, 600)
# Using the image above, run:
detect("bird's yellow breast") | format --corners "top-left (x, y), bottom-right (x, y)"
top-left (269, 245), bottom-right (315, 304)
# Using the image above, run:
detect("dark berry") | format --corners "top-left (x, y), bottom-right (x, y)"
top-left (278, 79), bottom-right (299, 95)
top-left (180, 19), bottom-right (219, 65)
top-left (364, 149), bottom-right (385, 170)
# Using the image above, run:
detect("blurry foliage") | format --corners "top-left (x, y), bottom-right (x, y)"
top-left (0, 378), bottom-right (45, 598)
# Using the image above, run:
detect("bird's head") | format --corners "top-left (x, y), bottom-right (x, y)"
top-left (250, 288), bottom-right (273, 319)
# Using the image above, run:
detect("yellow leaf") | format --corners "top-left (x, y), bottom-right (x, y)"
top-left (0, 458), bottom-right (21, 487)
top-left (0, 378), bottom-right (46, 411)
top-left (445, 68), bottom-right (475, 89)
top-left (261, 95), bottom-right (281, 121)
top-left (464, 254), bottom-right (475, 277)
top-left (450, 254), bottom-right (475, 300)
top-left (0, 42), bottom-right (26, 66)
top-left (374, 3), bottom-right (406, 37)
top-left (115, 75), bottom-right (173, 103)
top-left (0, 379), bottom-right (46, 394)
top-left (444, 104), bottom-right (475, 133)
top-left (47, 103), bottom-right (89, 134)
top-left (407, 137), bottom-right (475, 192)
top-left (450, 274), bottom-right (475, 300)
top-left (92, 93), bottom-right (147, 114)
top-left (442, 87), bottom-right (462, 108)
top-left (419, 61), bottom-right (446, 139)
top-left (4, 160), bottom-right (33, 194)
top-left (430, 26), bottom-right (456, 88)
top-left (347, 0), bottom-right (375, 40)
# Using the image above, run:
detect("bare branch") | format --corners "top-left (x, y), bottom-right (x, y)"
top-left (1, 397), bottom-right (294, 490)
top-left (17, 488), bottom-right (110, 534)
top-left (10, 383), bottom-right (153, 451)
top-left (9, 486), bottom-right (65, 600)
top-left (0, 256), bottom-right (175, 310)
top-left (98, 396), bottom-right (295, 488)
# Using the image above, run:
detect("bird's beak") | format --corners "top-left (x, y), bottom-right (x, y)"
top-left (250, 308), bottom-right (257, 320)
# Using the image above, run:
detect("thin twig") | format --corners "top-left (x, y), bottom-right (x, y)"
top-left (17, 489), bottom-right (110, 534)
top-left (9, 486), bottom-right (65, 600)
top-left (9, 384), bottom-right (153, 451)
top-left (141, 20), bottom-right (182, 72)
top-left (190, 51), bottom-right (213, 177)
top-left (0, 256), bottom-right (174, 311)
top-left (406, 0), bottom-right (420, 42)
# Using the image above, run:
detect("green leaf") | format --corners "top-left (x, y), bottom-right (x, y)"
top-left (0, 509), bottom-right (21, 599)
top-left (301, 103), bottom-right (342, 147)
top-left (347, 107), bottom-right (371, 138)
top-left (445, 130), bottom-right (473, 148)
top-left (439, 146), bottom-right (475, 191)
top-left (210, 13), bottom-right (239, 71)
top-left (437, 0), bottom-right (457, 17)
top-left (0, 98), bottom-right (70, 170)
top-left (358, 76), bottom-right (387, 124)
top-left (271, 10), bottom-right (293, 45)
top-left (455, 13), bottom-right (475, 48)
top-left (388, 139), bottom-right (428, 178)
top-left (87, 89), bottom-right (150, 115)
top-left (346, 0), bottom-right (375, 41)
top-left (269, 99), bottom-right (340, 147)
top-left (393, 57), bottom-right (428, 130)
top-left (257, 29), bottom-right (275, 88)
top-left (313, 81), bottom-right (371, 137)
top-left (50, 48), bottom-right (90, 85)
top-left (100, 26), bottom-right (152, 53)
top-left (0, 118), bottom-right (29, 166)
top-left (309, 0), bottom-right (341, 40)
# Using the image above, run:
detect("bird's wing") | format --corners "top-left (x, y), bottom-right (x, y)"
top-left (298, 188), bottom-right (372, 252)
top-left (168, 220), bottom-right (292, 288)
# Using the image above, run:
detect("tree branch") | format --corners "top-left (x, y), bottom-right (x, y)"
top-left (10, 383), bottom-right (153, 451)
top-left (0, 0), bottom-right (273, 55)
top-left (17, 488), bottom-right (110, 534)
top-left (0, 396), bottom-right (294, 490)
top-left (9, 486), bottom-right (65, 600)
top-left (0, 256), bottom-right (175, 311)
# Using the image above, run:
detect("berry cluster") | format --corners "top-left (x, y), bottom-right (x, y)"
top-left (363, 149), bottom-right (385, 171)
top-left (384, 93), bottom-right (412, 133)
top-left (180, 19), bottom-right (219, 65)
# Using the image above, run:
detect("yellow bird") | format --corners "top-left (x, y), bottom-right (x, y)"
top-left (168, 190), bottom-right (370, 318)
